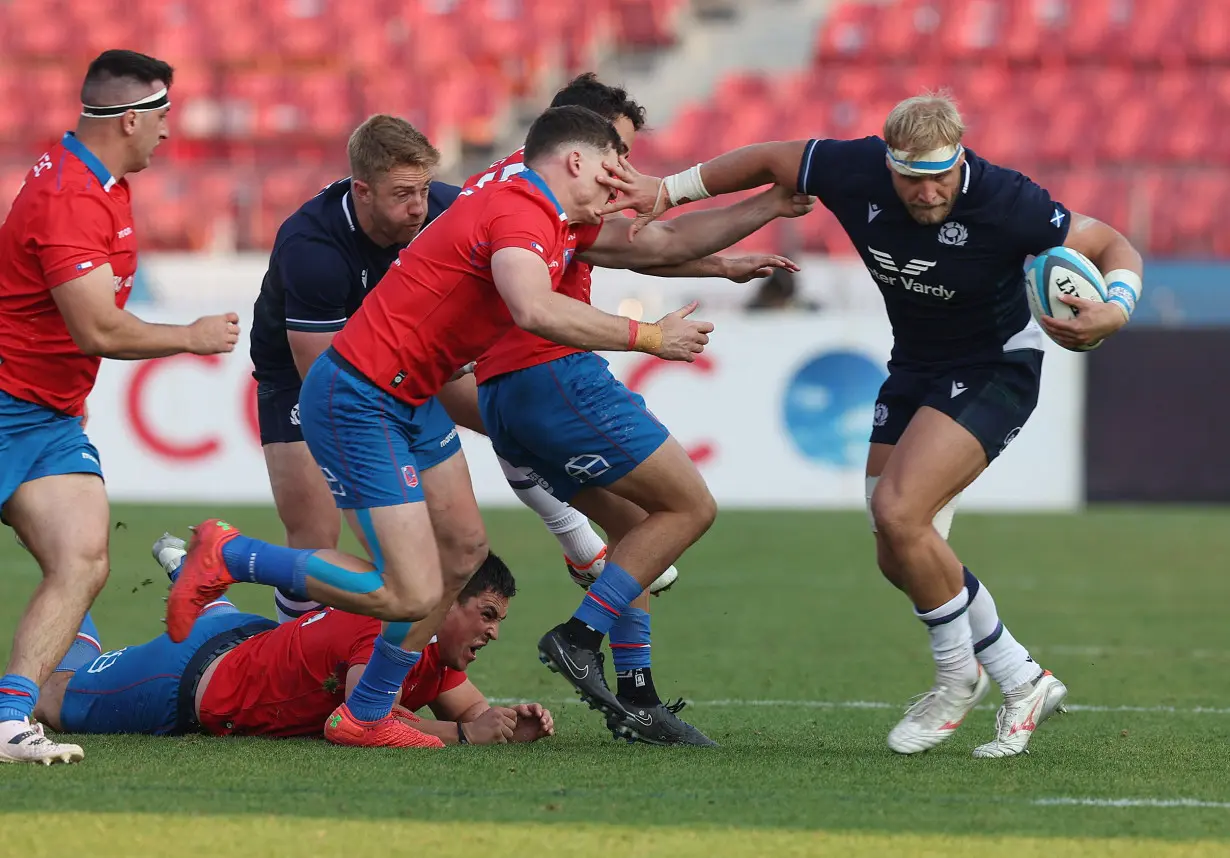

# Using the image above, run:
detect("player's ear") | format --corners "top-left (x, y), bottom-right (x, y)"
top-left (566, 149), bottom-right (583, 178)
top-left (121, 110), bottom-right (139, 137)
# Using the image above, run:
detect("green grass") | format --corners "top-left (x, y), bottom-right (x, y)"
top-left (2, 505), bottom-right (1230, 855)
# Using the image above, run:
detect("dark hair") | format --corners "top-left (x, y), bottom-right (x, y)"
top-left (550, 73), bottom-right (646, 131)
top-left (459, 552), bottom-right (517, 603)
top-left (524, 105), bottom-right (627, 165)
top-left (81, 50), bottom-right (174, 103)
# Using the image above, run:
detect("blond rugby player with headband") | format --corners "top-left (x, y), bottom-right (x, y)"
top-left (602, 91), bottom-right (1143, 758)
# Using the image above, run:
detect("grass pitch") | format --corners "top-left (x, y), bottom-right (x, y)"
top-left (1, 505), bottom-right (1228, 856)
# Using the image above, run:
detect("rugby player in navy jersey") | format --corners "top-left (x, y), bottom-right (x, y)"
top-left (248, 114), bottom-right (612, 623)
top-left (603, 92), bottom-right (1143, 757)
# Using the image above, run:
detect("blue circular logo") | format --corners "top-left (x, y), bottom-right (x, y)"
top-left (782, 351), bottom-right (886, 467)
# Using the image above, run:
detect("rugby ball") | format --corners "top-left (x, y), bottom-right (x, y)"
top-left (1025, 246), bottom-right (1108, 352)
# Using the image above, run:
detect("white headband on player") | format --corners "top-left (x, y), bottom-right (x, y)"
top-left (886, 143), bottom-right (963, 177)
top-left (81, 87), bottom-right (171, 119)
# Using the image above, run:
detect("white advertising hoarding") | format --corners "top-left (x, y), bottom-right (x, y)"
top-left (86, 306), bottom-right (1083, 509)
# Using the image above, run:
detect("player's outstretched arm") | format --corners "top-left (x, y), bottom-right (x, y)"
top-left (597, 142), bottom-right (813, 234)
top-left (1041, 213), bottom-right (1144, 350)
top-left (580, 184), bottom-right (815, 271)
top-left (491, 247), bottom-right (713, 362)
top-left (52, 265), bottom-right (239, 359)
top-left (635, 254), bottom-right (800, 283)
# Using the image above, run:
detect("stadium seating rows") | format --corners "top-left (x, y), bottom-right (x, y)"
top-left (0, 0), bottom-right (1224, 255)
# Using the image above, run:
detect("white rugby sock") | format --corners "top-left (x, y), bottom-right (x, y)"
top-left (916, 587), bottom-right (979, 686)
top-left (964, 568), bottom-right (1042, 693)
top-left (498, 457), bottom-right (606, 565)
top-left (275, 590), bottom-right (323, 625)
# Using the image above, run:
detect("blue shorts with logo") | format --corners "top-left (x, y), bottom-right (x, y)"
top-left (297, 348), bottom-right (462, 509)
top-left (0, 389), bottom-right (103, 510)
top-left (478, 352), bottom-right (670, 503)
top-left (59, 610), bottom-right (275, 736)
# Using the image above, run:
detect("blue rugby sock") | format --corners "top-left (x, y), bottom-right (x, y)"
top-left (221, 535), bottom-right (310, 600)
top-left (346, 635), bottom-right (421, 722)
top-left (571, 562), bottom-right (642, 638)
top-left (54, 612), bottom-right (102, 673)
top-left (611, 607), bottom-right (657, 704)
top-left (0, 674), bottom-right (38, 722)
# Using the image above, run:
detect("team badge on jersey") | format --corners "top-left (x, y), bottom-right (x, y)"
top-left (937, 222), bottom-right (968, 246)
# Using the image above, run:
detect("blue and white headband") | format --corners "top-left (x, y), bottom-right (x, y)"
top-left (886, 143), bottom-right (963, 177)
top-left (81, 87), bottom-right (171, 119)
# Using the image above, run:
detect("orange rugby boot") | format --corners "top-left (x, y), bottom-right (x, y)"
top-left (164, 519), bottom-right (241, 643)
top-left (325, 704), bottom-right (445, 749)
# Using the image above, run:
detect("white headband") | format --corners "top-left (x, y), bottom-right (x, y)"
top-left (81, 87), bottom-right (171, 119)
top-left (886, 143), bottom-right (963, 176)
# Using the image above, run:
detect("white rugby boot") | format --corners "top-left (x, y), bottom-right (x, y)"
top-left (0, 718), bottom-right (84, 765)
top-left (973, 670), bottom-right (1069, 758)
top-left (152, 532), bottom-right (187, 578)
top-left (888, 665), bottom-right (990, 754)
top-left (566, 547), bottom-right (679, 596)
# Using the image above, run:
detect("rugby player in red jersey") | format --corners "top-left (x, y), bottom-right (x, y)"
top-left (0, 50), bottom-right (239, 765)
top-left (443, 79), bottom-right (814, 745)
top-left (168, 105), bottom-right (806, 749)
top-left (36, 541), bottom-right (551, 746)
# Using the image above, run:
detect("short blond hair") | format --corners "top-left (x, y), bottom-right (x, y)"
top-left (883, 91), bottom-right (965, 155)
top-left (347, 115), bottom-right (439, 184)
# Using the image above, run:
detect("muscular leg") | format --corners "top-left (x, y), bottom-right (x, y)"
top-left (263, 441), bottom-right (342, 621)
top-left (1, 474), bottom-right (109, 715)
top-left (589, 438), bottom-right (716, 589)
top-left (870, 407), bottom-right (984, 611)
top-left (393, 450), bottom-right (489, 656)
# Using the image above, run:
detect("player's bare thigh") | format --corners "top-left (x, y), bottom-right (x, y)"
top-left (436, 374), bottom-right (486, 435)
top-left (262, 441), bottom-right (341, 549)
top-left (419, 449), bottom-right (489, 589)
top-left (871, 406), bottom-right (986, 532)
top-left (3, 473), bottom-right (110, 678)
top-left (585, 439), bottom-right (715, 586)
top-left (6, 473), bottom-right (110, 584)
top-left (337, 501), bottom-right (444, 621)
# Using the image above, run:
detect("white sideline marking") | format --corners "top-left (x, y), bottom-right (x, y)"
top-left (1034, 798), bottom-right (1230, 809)
top-left (489, 698), bottom-right (1230, 715)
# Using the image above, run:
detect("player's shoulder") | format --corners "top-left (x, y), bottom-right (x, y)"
top-left (961, 147), bottom-right (1060, 220)
top-left (801, 135), bottom-right (892, 197)
top-left (805, 135), bottom-right (888, 168)
top-left (273, 179), bottom-right (353, 252)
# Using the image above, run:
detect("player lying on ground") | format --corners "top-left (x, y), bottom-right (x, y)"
top-left (0, 50), bottom-right (240, 766)
top-left (168, 105), bottom-right (812, 749)
top-left (247, 112), bottom-right (679, 625)
top-left (603, 91), bottom-right (1143, 758)
top-left (443, 73), bottom-right (809, 746)
top-left (33, 538), bottom-right (551, 747)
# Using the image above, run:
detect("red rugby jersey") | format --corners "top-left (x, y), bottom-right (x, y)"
top-left (332, 169), bottom-right (595, 404)
top-left (464, 150), bottom-right (601, 383)
top-left (197, 608), bottom-right (467, 738)
top-left (0, 133), bottom-right (138, 415)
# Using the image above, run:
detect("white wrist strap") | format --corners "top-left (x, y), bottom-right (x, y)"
top-left (1104, 268), bottom-right (1142, 321)
top-left (663, 164), bottom-right (711, 206)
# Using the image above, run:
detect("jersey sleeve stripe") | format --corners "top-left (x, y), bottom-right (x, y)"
top-left (286, 317), bottom-right (347, 332)
top-left (797, 139), bottom-right (819, 194)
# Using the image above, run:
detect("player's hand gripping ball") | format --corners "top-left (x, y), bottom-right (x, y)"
top-left (1026, 247), bottom-right (1109, 352)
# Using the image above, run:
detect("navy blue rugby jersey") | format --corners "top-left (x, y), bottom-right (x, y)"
top-left (249, 178), bottom-right (461, 386)
top-left (797, 137), bottom-right (1071, 367)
